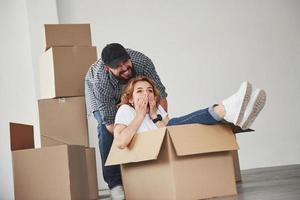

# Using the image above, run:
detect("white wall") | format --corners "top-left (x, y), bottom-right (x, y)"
top-left (1, 0), bottom-right (299, 198)
top-left (0, 0), bottom-right (58, 199)
top-left (57, 0), bottom-right (300, 171)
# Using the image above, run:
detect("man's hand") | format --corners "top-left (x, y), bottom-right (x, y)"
top-left (159, 98), bottom-right (168, 112)
top-left (106, 124), bottom-right (114, 134)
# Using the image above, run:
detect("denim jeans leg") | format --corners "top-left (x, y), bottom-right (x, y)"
top-left (94, 112), bottom-right (122, 189)
top-left (167, 107), bottom-right (221, 126)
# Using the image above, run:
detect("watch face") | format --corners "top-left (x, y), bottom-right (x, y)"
top-left (153, 114), bottom-right (162, 123)
top-left (157, 114), bottom-right (162, 120)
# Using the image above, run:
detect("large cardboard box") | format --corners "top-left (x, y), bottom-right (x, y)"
top-left (106, 124), bottom-right (239, 200)
top-left (10, 122), bottom-right (98, 200)
top-left (85, 148), bottom-right (99, 200)
top-left (38, 97), bottom-right (89, 147)
top-left (39, 46), bottom-right (97, 99)
top-left (44, 24), bottom-right (92, 50)
top-left (231, 150), bottom-right (242, 182)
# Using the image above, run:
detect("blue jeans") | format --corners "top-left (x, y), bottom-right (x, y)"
top-left (167, 107), bottom-right (222, 126)
top-left (94, 111), bottom-right (122, 189)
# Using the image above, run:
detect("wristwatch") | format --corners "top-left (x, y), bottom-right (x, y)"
top-left (152, 114), bottom-right (162, 123)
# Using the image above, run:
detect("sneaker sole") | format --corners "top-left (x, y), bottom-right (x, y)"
top-left (241, 90), bottom-right (267, 130)
top-left (236, 82), bottom-right (252, 126)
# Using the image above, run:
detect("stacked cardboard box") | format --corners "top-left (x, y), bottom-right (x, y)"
top-left (38, 24), bottom-right (97, 146)
top-left (106, 124), bottom-right (249, 200)
top-left (11, 24), bottom-right (99, 200)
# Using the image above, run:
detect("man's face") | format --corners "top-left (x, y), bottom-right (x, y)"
top-left (108, 59), bottom-right (133, 81)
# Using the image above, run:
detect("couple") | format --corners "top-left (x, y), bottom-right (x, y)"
top-left (113, 76), bottom-right (266, 149)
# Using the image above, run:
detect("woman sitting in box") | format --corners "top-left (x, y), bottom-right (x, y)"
top-left (113, 76), bottom-right (266, 149)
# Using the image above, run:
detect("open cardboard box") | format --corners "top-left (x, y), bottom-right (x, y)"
top-left (10, 122), bottom-right (98, 200)
top-left (106, 124), bottom-right (250, 200)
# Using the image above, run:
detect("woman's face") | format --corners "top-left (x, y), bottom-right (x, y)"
top-left (130, 81), bottom-right (155, 109)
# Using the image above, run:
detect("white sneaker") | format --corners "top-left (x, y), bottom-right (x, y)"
top-left (110, 185), bottom-right (125, 200)
top-left (222, 82), bottom-right (252, 125)
top-left (240, 89), bottom-right (267, 130)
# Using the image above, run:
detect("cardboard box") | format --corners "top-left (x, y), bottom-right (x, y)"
top-left (39, 46), bottom-right (97, 99)
top-left (38, 97), bottom-right (89, 147)
top-left (227, 123), bottom-right (253, 182)
top-left (106, 124), bottom-right (240, 200)
top-left (85, 148), bottom-right (99, 200)
top-left (10, 122), bottom-right (98, 200)
top-left (231, 150), bottom-right (242, 182)
top-left (44, 24), bottom-right (92, 50)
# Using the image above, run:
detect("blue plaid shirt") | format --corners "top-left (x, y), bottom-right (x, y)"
top-left (85, 49), bottom-right (167, 125)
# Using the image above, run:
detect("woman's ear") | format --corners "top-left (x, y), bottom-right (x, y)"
top-left (129, 97), bottom-right (134, 106)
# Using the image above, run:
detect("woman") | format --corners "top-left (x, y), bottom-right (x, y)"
top-left (114, 76), bottom-right (266, 149)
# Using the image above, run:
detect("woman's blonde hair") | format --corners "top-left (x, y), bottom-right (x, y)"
top-left (119, 76), bottom-right (161, 106)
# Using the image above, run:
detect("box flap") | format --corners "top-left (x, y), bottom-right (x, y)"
top-left (226, 122), bottom-right (254, 134)
top-left (39, 48), bottom-right (55, 99)
top-left (10, 122), bottom-right (34, 151)
top-left (105, 128), bottom-right (167, 166)
top-left (167, 124), bottom-right (239, 156)
top-left (41, 134), bottom-right (68, 144)
top-left (44, 24), bottom-right (92, 50)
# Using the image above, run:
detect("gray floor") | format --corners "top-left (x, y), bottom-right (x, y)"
top-left (99, 164), bottom-right (300, 200)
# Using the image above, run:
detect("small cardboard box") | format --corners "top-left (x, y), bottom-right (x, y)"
top-left (10, 122), bottom-right (93, 200)
top-left (38, 97), bottom-right (89, 147)
top-left (44, 24), bottom-right (92, 50)
top-left (106, 124), bottom-right (240, 200)
top-left (39, 46), bottom-right (97, 99)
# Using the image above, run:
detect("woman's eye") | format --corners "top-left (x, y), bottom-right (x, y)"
top-left (136, 90), bottom-right (142, 93)
top-left (148, 90), bottom-right (153, 93)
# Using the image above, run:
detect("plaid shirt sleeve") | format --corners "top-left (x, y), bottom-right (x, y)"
top-left (94, 69), bottom-right (118, 125)
top-left (85, 63), bottom-right (99, 116)
top-left (85, 61), bottom-right (117, 125)
top-left (94, 81), bottom-right (117, 125)
top-left (142, 56), bottom-right (168, 99)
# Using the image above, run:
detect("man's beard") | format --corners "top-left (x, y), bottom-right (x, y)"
top-left (116, 67), bottom-right (136, 84)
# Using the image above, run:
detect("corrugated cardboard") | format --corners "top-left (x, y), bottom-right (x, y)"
top-left (38, 97), bottom-right (89, 147)
top-left (39, 46), bottom-right (97, 99)
top-left (231, 150), bottom-right (242, 182)
top-left (44, 24), bottom-right (92, 50)
top-left (10, 122), bottom-right (98, 200)
top-left (12, 145), bottom-right (89, 200)
top-left (85, 148), bottom-right (99, 200)
top-left (106, 124), bottom-right (239, 200)
top-left (10, 122), bottom-right (34, 151)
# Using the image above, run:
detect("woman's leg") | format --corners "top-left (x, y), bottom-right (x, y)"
top-left (167, 105), bottom-right (223, 126)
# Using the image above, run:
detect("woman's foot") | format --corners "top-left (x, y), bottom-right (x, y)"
top-left (240, 89), bottom-right (267, 130)
top-left (222, 82), bottom-right (252, 125)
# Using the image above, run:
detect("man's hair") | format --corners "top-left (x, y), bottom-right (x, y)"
top-left (101, 43), bottom-right (130, 68)
top-left (119, 76), bottom-right (161, 107)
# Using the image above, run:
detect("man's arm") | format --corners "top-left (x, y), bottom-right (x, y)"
top-left (142, 55), bottom-right (168, 105)
top-left (93, 69), bottom-right (118, 134)
top-left (159, 98), bottom-right (168, 112)
top-left (106, 124), bottom-right (114, 134)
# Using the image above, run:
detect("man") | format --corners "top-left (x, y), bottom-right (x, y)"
top-left (85, 43), bottom-right (168, 199)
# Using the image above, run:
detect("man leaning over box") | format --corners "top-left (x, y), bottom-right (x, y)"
top-left (85, 43), bottom-right (168, 200)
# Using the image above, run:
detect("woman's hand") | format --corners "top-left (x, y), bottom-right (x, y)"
top-left (135, 94), bottom-right (148, 119)
top-left (149, 95), bottom-right (158, 119)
